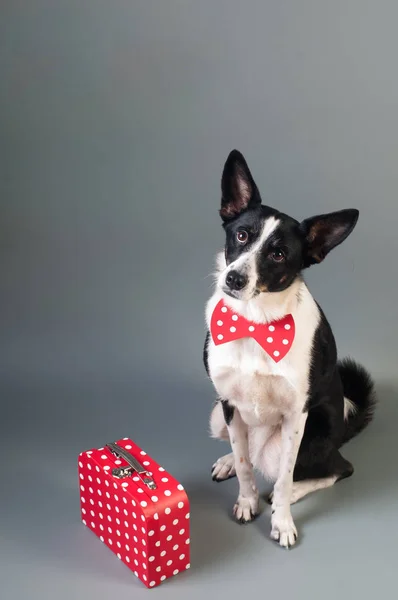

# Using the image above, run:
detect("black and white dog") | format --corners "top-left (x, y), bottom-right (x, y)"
top-left (203, 150), bottom-right (376, 548)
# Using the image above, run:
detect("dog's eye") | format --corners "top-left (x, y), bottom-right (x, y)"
top-left (236, 230), bottom-right (248, 245)
top-left (271, 249), bottom-right (285, 262)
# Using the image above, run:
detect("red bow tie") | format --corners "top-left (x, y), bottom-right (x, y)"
top-left (210, 300), bottom-right (295, 363)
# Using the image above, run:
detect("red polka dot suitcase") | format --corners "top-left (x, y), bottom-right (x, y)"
top-left (78, 438), bottom-right (190, 589)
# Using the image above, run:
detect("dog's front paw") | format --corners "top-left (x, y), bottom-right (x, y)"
top-left (233, 493), bottom-right (259, 524)
top-left (270, 510), bottom-right (298, 548)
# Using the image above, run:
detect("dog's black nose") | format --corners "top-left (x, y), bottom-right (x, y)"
top-left (225, 270), bottom-right (247, 291)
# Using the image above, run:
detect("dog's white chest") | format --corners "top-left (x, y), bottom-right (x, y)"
top-left (208, 337), bottom-right (298, 425)
top-left (206, 287), bottom-right (319, 425)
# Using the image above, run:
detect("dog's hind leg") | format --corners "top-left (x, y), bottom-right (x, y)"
top-left (209, 401), bottom-right (237, 481)
top-left (267, 449), bottom-right (353, 505)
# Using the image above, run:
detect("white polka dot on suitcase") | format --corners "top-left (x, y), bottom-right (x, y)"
top-left (161, 576), bottom-right (166, 581)
top-left (179, 529), bottom-right (185, 535)
top-left (167, 560), bottom-right (173, 566)
top-left (140, 501), bottom-right (147, 507)
top-left (161, 551), bottom-right (166, 557)
top-left (173, 519), bottom-right (179, 525)
top-left (178, 502), bottom-right (184, 509)
top-left (179, 553), bottom-right (185, 560)
top-left (173, 569), bottom-right (179, 576)
top-left (150, 582), bottom-right (156, 588)
top-left (160, 525), bottom-right (166, 532)
top-left (177, 484), bottom-right (184, 491)
top-left (165, 508), bottom-right (171, 515)
top-left (167, 535), bottom-right (173, 541)
top-left (148, 530), bottom-right (155, 536)
top-left (173, 544), bottom-right (179, 551)
top-left (164, 490), bottom-right (171, 497)
top-left (149, 556), bottom-right (155, 562)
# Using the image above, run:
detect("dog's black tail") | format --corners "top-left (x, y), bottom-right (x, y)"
top-left (338, 357), bottom-right (377, 445)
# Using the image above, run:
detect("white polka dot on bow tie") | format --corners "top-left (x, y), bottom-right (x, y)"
top-left (217, 320), bottom-right (223, 326)
top-left (284, 324), bottom-right (291, 330)
top-left (217, 334), bottom-right (223, 340)
top-left (282, 339), bottom-right (289, 345)
top-left (232, 314), bottom-right (238, 321)
top-left (268, 325), bottom-right (275, 332)
top-left (274, 351), bottom-right (280, 357)
top-left (267, 337), bottom-right (273, 343)
top-left (221, 306), bottom-right (227, 313)
top-left (230, 326), bottom-right (236, 333)
top-left (248, 325), bottom-right (255, 332)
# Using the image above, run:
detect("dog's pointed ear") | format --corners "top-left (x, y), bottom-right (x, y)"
top-left (220, 150), bottom-right (261, 221)
top-left (300, 209), bottom-right (359, 267)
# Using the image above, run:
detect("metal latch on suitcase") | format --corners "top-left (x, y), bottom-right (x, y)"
top-left (106, 442), bottom-right (157, 490)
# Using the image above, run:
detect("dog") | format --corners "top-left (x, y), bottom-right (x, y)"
top-left (203, 149), bottom-right (376, 548)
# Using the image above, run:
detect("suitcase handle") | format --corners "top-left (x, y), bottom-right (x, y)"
top-left (106, 442), bottom-right (157, 490)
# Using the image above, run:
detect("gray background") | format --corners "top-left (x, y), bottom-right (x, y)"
top-left (1, 1), bottom-right (396, 598)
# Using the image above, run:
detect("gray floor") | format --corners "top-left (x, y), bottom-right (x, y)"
top-left (1, 374), bottom-right (396, 599)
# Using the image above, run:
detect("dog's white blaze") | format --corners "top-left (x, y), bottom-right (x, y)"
top-left (219, 216), bottom-right (280, 298)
